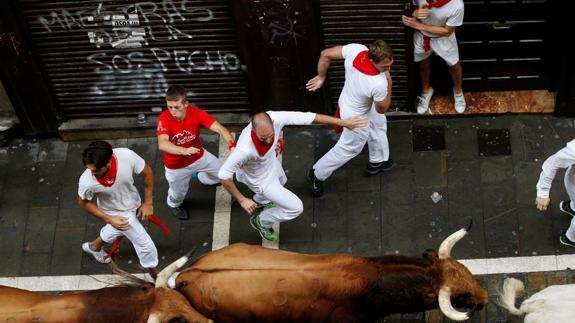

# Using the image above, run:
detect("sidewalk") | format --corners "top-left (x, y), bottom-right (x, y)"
top-left (0, 114), bottom-right (574, 322)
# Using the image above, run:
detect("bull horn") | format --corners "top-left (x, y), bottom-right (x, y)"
top-left (147, 314), bottom-right (160, 323)
top-left (438, 286), bottom-right (470, 321)
top-left (155, 248), bottom-right (196, 288)
top-left (438, 220), bottom-right (472, 259)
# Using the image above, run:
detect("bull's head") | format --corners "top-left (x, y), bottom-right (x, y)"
top-left (147, 254), bottom-right (213, 323)
top-left (435, 221), bottom-right (489, 321)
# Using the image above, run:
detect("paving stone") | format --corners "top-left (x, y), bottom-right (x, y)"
top-left (477, 129), bottom-right (511, 156)
top-left (179, 222), bottom-right (213, 262)
top-left (20, 252), bottom-right (52, 276)
top-left (445, 118), bottom-right (479, 162)
top-left (412, 125), bottom-right (445, 152)
top-left (4, 139), bottom-right (39, 165)
top-left (479, 156), bottom-right (514, 185)
top-left (517, 206), bottom-right (556, 257)
top-left (24, 206), bottom-right (58, 253)
top-left (280, 241), bottom-right (315, 254)
top-left (127, 137), bottom-right (158, 166)
top-left (229, 201), bottom-right (262, 246)
top-left (0, 225), bottom-right (25, 276)
top-left (348, 158), bottom-right (380, 193)
top-left (413, 186), bottom-right (450, 252)
top-left (57, 205), bottom-right (88, 229)
top-left (347, 239), bottom-right (382, 257)
top-left (514, 161), bottom-right (542, 206)
top-left (346, 191), bottom-right (381, 240)
top-left (151, 217), bottom-right (182, 269)
top-left (482, 185), bottom-right (519, 258)
top-left (0, 203), bottom-right (28, 228)
top-left (381, 203), bottom-right (419, 256)
top-left (51, 227), bottom-right (84, 275)
top-left (37, 138), bottom-right (69, 162)
top-left (387, 120), bottom-right (414, 165)
top-left (413, 151), bottom-right (445, 187)
top-left (381, 165), bottom-right (414, 206)
top-left (32, 161), bottom-right (66, 207)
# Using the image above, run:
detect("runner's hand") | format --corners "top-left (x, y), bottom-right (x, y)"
top-left (180, 147), bottom-right (200, 155)
top-left (306, 75), bottom-right (325, 91)
top-left (137, 202), bottom-right (153, 221)
top-left (109, 216), bottom-right (129, 230)
top-left (535, 196), bottom-right (550, 211)
top-left (240, 198), bottom-right (257, 215)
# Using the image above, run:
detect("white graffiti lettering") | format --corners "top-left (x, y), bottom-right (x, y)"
top-left (87, 49), bottom-right (240, 75)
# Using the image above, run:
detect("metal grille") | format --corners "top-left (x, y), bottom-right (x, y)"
top-left (318, 0), bottom-right (410, 111)
top-left (18, 0), bottom-right (250, 119)
top-left (458, 0), bottom-right (548, 91)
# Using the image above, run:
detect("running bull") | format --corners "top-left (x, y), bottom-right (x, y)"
top-left (173, 222), bottom-right (488, 322)
top-left (0, 257), bottom-right (211, 323)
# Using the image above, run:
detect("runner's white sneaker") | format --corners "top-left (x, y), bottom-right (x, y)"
top-left (82, 242), bottom-right (111, 264)
top-left (417, 87), bottom-right (434, 114)
top-left (454, 89), bottom-right (466, 114)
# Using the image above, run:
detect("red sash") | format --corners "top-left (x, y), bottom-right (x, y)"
top-left (96, 155), bottom-right (117, 187)
top-left (422, 0), bottom-right (451, 52)
top-left (251, 129), bottom-right (274, 156)
top-left (332, 107), bottom-right (343, 134)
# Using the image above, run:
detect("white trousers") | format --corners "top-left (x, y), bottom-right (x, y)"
top-left (563, 166), bottom-right (575, 241)
top-left (164, 151), bottom-right (222, 208)
top-left (413, 31), bottom-right (460, 66)
top-left (313, 106), bottom-right (389, 181)
top-left (100, 211), bottom-right (158, 269)
top-left (238, 159), bottom-right (303, 229)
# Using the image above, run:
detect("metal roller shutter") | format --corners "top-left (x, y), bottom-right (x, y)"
top-left (18, 0), bottom-right (250, 120)
top-left (317, 0), bottom-right (411, 111)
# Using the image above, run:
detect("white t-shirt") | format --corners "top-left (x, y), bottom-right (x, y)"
top-left (218, 111), bottom-right (316, 191)
top-left (338, 43), bottom-right (389, 117)
top-left (78, 148), bottom-right (145, 216)
top-left (536, 140), bottom-right (575, 198)
top-left (414, 0), bottom-right (464, 37)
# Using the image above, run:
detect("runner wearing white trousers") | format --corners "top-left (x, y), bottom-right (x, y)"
top-left (535, 139), bottom-right (575, 247)
top-left (314, 105), bottom-right (389, 181)
top-left (164, 151), bottom-right (222, 208)
top-left (306, 41), bottom-right (395, 196)
top-left (219, 111), bottom-right (367, 241)
top-left (79, 144), bottom-right (158, 275)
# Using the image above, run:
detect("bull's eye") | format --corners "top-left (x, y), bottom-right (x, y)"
top-left (176, 282), bottom-right (187, 292)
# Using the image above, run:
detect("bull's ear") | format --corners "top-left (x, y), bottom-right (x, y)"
top-left (423, 249), bottom-right (438, 259)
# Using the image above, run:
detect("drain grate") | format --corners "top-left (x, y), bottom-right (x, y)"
top-left (477, 129), bottom-right (511, 156)
top-left (412, 125), bottom-right (446, 152)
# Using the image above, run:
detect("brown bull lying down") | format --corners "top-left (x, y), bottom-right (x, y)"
top-left (0, 258), bottom-right (212, 323)
top-left (173, 223), bottom-right (488, 322)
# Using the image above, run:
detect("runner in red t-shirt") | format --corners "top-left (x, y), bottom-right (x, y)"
top-left (157, 85), bottom-right (235, 220)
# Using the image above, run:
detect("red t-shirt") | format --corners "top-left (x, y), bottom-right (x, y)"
top-left (156, 105), bottom-right (216, 169)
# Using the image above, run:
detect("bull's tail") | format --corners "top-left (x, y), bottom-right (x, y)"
top-left (498, 277), bottom-right (526, 316)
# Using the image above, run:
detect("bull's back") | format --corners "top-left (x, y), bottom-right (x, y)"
top-left (177, 244), bottom-right (377, 322)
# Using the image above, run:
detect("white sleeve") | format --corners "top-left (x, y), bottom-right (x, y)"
top-left (342, 43), bottom-right (366, 61)
top-left (78, 172), bottom-right (94, 200)
top-left (129, 149), bottom-right (146, 174)
top-left (218, 149), bottom-right (249, 180)
top-left (267, 111), bottom-right (316, 128)
top-left (446, 4), bottom-right (464, 27)
top-left (372, 79), bottom-right (389, 103)
top-left (536, 143), bottom-right (575, 198)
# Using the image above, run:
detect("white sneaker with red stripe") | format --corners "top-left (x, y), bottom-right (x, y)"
top-left (82, 242), bottom-right (111, 264)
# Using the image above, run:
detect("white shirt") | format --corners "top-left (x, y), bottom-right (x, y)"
top-left (338, 43), bottom-right (389, 117)
top-left (218, 111), bottom-right (316, 191)
top-left (536, 140), bottom-right (575, 198)
top-left (78, 148), bottom-right (145, 216)
top-left (414, 0), bottom-right (464, 37)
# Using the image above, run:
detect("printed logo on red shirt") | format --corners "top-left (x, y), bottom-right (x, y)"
top-left (172, 130), bottom-right (197, 146)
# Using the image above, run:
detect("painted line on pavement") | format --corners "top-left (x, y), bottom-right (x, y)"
top-left (1, 254), bottom-right (573, 292)
top-left (212, 133), bottom-right (234, 251)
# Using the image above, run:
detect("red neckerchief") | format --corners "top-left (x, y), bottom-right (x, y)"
top-left (426, 0), bottom-right (451, 8)
top-left (96, 155), bottom-right (117, 187)
top-left (104, 215), bottom-right (171, 261)
top-left (352, 51), bottom-right (380, 76)
top-left (251, 129), bottom-right (274, 157)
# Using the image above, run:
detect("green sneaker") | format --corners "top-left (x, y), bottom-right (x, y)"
top-left (249, 215), bottom-right (278, 241)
